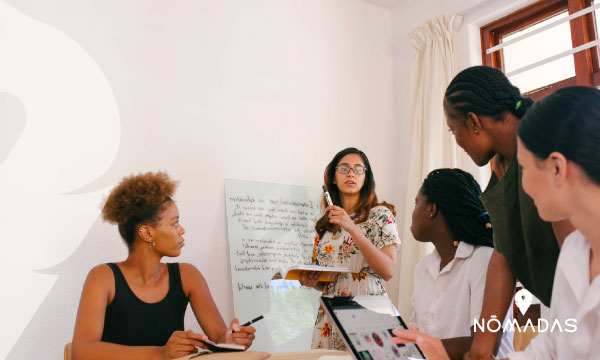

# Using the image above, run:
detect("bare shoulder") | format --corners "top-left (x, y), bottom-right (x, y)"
top-left (86, 264), bottom-right (114, 284)
top-left (179, 263), bottom-right (208, 293)
top-left (179, 262), bottom-right (203, 277)
top-left (80, 264), bottom-right (115, 303)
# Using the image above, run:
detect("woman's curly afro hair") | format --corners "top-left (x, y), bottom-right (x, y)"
top-left (102, 171), bottom-right (178, 249)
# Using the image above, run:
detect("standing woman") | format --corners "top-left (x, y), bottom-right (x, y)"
top-left (393, 85), bottom-right (600, 360)
top-left (299, 147), bottom-right (401, 350)
top-left (443, 66), bottom-right (573, 359)
top-left (71, 172), bottom-right (255, 360)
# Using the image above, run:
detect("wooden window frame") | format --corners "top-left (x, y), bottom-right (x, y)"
top-left (481, 0), bottom-right (600, 101)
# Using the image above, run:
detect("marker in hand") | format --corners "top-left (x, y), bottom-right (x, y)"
top-left (322, 186), bottom-right (333, 207)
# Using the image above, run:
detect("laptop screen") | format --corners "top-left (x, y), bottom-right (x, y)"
top-left (320, 296), bottom-right (425, 360)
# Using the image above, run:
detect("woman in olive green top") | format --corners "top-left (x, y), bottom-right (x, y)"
top-left (442, 66), bottom-right (573, 360)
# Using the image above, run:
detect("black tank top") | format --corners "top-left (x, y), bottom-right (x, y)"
top-left (101, 263), bottom-right (188, 346)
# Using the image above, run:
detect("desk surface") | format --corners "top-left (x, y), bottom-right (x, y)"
top-left (174, 349), bottom-right (349, 360)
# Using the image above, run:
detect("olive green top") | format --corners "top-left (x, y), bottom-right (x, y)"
top-left (481, 153), bottom-right (559, 307)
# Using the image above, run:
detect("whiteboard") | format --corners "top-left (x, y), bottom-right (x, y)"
top-left (224, 179), bottom-right (323, 352)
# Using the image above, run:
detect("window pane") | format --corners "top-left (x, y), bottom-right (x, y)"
top-left (502, 11), bottom-right (575, 93)
top-left (595, 0), bottom-right (600, 40)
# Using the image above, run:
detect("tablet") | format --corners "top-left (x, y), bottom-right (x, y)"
top-left (320, 296), bottom-right (426, 360)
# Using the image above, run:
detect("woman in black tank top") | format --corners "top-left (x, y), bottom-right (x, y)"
top-left (71, 172), bottom-right (256, 360)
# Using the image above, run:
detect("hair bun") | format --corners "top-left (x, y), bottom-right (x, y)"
top-left (102, 171), bottom-right (178, 225)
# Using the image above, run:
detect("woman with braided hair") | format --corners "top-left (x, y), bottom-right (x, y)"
top-left (392, 86), bottom-right (600, 360)
top-left (442, 66), bottom-right (573, 359)
top-left (409, 168), bottom-right (513, 360)
top-left (71, 172), bottom-right (255, 360)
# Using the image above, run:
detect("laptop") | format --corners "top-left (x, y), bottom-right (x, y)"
top-left (320, 296), bottom-right (426, 360)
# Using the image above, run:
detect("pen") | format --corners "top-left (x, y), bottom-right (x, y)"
top-left (322, 186), bottom-right (333, 207)
top-left (232, 315), bottom-right (264, 333)
top-left (241, 315), bottom-right (264, 326)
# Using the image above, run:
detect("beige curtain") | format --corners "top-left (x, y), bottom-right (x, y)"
top-left (396, 13), bottom-right (478, 319)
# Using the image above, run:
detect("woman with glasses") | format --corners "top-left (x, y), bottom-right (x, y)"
top-left (299, 147), bottom-right (401, 350)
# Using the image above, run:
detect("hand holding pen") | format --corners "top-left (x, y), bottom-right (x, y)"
top-left (225, 317), bottom-right (260, 348)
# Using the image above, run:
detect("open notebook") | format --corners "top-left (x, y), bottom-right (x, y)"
top-left (271, 264), bottom-right (350, 282)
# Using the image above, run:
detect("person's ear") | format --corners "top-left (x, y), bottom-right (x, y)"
top-left (548, 152), bottom-right (568, 186)
top-left (138, 224), bottom-right (153, 243)
top-left (428, 203), bottom-right (438, 219)
top-left (466, 112), bottom-right (483, 134)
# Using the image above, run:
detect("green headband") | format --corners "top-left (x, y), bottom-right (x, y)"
top-left (515, 100), bottom-right (523, 110)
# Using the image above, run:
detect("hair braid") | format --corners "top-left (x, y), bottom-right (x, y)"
top-left (421, 168), bottom-right (493, 248)
top-left (445, 66), bottom-right (534, 120)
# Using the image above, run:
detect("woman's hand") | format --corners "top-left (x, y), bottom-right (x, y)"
top-left (224, 318), bottom-right (256, 349)
top-left (299, 271), bottom-right (322, 288)
top-left (159, 330), bottom-right (207, 359)
top-left (326, 205), bottom-right (357, 233)
top-left (392, 324), bottom-right (450, 360)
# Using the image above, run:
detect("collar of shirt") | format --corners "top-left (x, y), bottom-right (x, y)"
top-left (560, 231), bottom-right (590, 303)
top-left (560, 230), bottom-right (600, 320)
top-left (424, 241), bottom-right (475, 279)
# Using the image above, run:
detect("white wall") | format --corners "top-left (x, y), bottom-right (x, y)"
top-left (2, 1), bottom-right (399, 358)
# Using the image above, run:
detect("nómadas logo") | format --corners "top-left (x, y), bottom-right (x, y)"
top-left (474, 288), bottom-right (577, 333)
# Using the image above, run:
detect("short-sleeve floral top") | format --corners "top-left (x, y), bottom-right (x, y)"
top-left (311, 205), bottom-right (401, 350)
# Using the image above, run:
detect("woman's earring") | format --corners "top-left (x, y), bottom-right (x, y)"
top-left (485, 223), bottom-right (492, 229)
top-left (149, 240), bottom-right (156, 250)
top-left (453, 241), bottom-right (459, 247)
top-left (474, 129), bottom-right (480, 134)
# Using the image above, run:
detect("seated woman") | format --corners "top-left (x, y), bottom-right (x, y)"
top-left (393, 86), bottom-right (600, 359)
top-left (71, 172), bottom-right (255, 360)
top-left (410, 168), bottom-right (513, 360)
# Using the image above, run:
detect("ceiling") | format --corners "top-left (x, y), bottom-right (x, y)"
top-left (360, 0), bottom-right (406, 10)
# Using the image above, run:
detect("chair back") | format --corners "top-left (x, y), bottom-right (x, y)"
top-left (64, 342), bottom-right (72, 360)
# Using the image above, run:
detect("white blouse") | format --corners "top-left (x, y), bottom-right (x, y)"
top-left (411, 241), bottom-right (514, 359)
top-left (508, 230), bottom-right (600, 360)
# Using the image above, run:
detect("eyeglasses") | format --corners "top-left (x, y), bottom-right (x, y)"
top-left (336, 165), bottom-right (367, 175)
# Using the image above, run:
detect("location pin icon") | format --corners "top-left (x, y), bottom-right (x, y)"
top-left (515, 289), bottom-right (533, 315)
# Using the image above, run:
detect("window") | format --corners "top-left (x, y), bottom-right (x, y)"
top-left (481, 0), bottom-right (599, 101)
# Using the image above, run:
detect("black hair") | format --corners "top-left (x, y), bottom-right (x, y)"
top-left (444, 65), bottom-right (534, 121)
top-left (518, 86), bottom-right (600, 185)
top-left (421, 168), bottom-right (493, 248)
top-left (315, 147), bottom-right (395, 238)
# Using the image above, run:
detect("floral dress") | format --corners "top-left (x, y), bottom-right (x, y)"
top-left (311, 205), bottom-right (401, 350)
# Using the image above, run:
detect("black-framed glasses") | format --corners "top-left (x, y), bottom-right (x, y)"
top-left (336, 165), bottom-right (367, 175)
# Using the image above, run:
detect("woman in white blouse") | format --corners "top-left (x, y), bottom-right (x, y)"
top-left (410, 168), bottom-right (513, 359)
top-left (393, 86), bottom-right (600, 360)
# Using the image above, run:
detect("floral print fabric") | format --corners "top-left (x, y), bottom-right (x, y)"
top-left (311, 206), bottom-right (401, 350)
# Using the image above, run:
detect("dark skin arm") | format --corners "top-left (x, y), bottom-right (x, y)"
top-left (441, 334), bottom-right (473, 360)
top-left (71, 265), bottom-right (207, 360)
top-left (465, 250), bottom-right (515, 360)
top-left (180, 263), bottom-right (255, 348)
